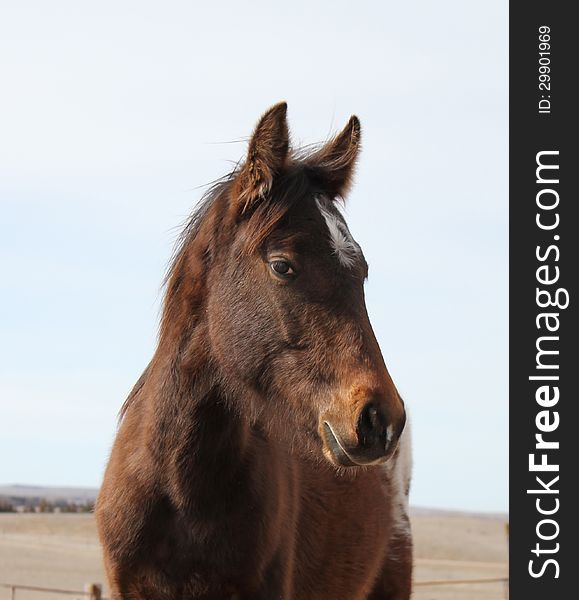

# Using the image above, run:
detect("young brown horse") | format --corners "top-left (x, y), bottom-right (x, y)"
top-left (96, 102), bottom-right (412, 599)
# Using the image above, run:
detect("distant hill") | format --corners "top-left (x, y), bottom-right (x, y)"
top-left (0, 485), bottom-right (507, 519)
top-left (410, 505), bottom-right (508, 520)
top-left (0, 484), bottom-right (99, 507)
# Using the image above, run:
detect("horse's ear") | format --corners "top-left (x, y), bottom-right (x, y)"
top-left (235, 102), bottom-right (290, 212)
top-left (309, 116), bottom-right (361, 198)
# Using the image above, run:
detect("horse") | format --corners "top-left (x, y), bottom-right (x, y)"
top-left (96, 102), bottom-right (412, 599)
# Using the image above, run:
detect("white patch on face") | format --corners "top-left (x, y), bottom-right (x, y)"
top-left (315, 195), bottom-right (361, 269)
top-left (385, 414), bottom-right (413, 540)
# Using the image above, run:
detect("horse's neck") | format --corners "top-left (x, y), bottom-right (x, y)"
top-left (147, 357), bottom-right (254, 510)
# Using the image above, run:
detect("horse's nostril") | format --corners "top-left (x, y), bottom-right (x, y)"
top-left (356, 402), bottom-right (388, 449)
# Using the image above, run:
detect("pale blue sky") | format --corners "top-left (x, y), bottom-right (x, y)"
top-left (0, 1), bottom-right (507, 511)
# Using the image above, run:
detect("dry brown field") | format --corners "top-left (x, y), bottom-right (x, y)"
top-left (0, 511), bottom-right (508, 600)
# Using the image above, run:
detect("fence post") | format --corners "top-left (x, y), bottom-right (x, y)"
top-left (84, 583), bottom-right (102, 600)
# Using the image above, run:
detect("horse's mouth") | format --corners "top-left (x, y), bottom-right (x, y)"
top-left (322, 422), bottom-right (358, 467)
top-left (322, 421), bottom-right (392, 468)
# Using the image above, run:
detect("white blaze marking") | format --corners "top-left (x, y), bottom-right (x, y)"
top-left (315, 195), bottom-right (361, 268)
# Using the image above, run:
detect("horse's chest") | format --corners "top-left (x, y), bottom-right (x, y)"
top-left (293, 471), bottom-right (391, 598)
top-left (151, 457), bottom-right (391, 598)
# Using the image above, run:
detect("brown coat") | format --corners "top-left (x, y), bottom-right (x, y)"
top-left (96, 103), bottom-right (412, 599)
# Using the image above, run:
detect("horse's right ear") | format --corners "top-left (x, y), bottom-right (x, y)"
top-left (234, 102), bottom-right (290, 213)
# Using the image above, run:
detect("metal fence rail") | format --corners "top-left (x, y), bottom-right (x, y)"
top-left (0, 583), bottom-right (103, 600)
top-left (414, 576), bottom-right (509, 600)
top-left (3, 578), bottom-right (508, 598)
top-left (414, 576), bottom-right (508, 586)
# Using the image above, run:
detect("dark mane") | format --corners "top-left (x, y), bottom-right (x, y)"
top-left (163, 159), bottom-right (320, 295)
top-left (164, 138), bottom-right (343, 291)
top-left (162, 173), bottom-right (236, 290)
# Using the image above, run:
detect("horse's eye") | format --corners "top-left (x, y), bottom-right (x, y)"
top-left (270, 260), bottom-right (294, 277)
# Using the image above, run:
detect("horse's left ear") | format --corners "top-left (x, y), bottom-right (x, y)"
top-left (235, 102), bottom-right (290, 212)
top-left (309, 116), bottom-right (361, 198)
